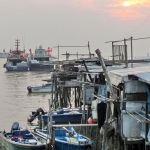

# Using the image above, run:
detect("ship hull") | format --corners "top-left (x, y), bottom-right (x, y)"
top-left (28, 63), bottom-right (54, 71)
top-left (5, 66), bottom-right (28, 71)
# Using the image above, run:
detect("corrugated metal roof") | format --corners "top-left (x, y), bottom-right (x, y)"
top-left (134, 72), bottom-right (150, 84)
top-left (108, 63), bottom-right (150, 86)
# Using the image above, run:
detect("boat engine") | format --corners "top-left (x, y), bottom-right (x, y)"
top-left (3, 63), bottom-right (6, 68)
top-left (11, 122), bottom-right (20, 133)
top-left (28, 108), bottom-right (45, 123)
top-left (27, 86), bottom-right (32, 93)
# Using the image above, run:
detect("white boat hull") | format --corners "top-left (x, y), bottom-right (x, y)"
top-left (27, 84), bottom-right (54, 93)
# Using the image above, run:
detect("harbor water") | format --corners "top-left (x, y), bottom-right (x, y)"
top-left (0, 58), bottom-right (102, 150)
top-left (0, 58), bottom-right (51, 149)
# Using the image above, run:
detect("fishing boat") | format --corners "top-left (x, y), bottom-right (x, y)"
top-left (34, 127), bottom-right (93, 150)
top-left (27, 83), bottom-right (53, 93)
top-left (27, 107), bottom-right (88, 124)
top-left (0, 122), bottom-right (46, 150)
top-left (28, 46), bottom-right (55, 71)
top-left (3, 39), bottom-right (28, 71)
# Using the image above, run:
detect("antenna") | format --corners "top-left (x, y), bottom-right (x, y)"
top-left (10, 32), bottom-right (11, 50)
top-left (15, 39), bottom-right (20, 51)
top-left (22, 35), bottom-right (25, 50)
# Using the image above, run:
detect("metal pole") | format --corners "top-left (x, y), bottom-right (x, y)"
top-left (58, 45), bottom-right (59, 62)
top-left (51, 74), bottom-right (54, 107)
top-left (52, 127), bottom-right (55, 150)
top-left (88, 41), bottom-right (91, 59)
top-left (66, 51), bottom-right (67, 60)
top-left (52, 124), bottom-right (98, 127)
top-left (124, 39), bottom-right (128, 68)
top-left (82, 84), bottom-right (86, 124)
top-left (131, 36), bottom-right (133, 68)
top-left (145, 102), bottom-right (148, 150)
top-left (112, 42), bottom-right (114, 65)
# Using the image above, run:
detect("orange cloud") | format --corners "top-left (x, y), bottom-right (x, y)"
top-left (105, 0), bottom-right (150, 20)
top-left (108, 9), bottom-right (146, 20)
top-left (112, 0), bottom-right (150, 7)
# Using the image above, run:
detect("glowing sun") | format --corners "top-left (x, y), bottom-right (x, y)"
top-left (123, 1), bottom-right (130, 6)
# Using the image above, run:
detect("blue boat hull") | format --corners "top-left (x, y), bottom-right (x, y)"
top-left (55, 140), bottom-right (91, 150)
top-left (35, 129), bottom-right (92, 150)
top-left (6, 66), bottom-right (28, 71)
top-left (28, 108), bottom-right (88, 124)
top-left (42, 113), bottom-right (84, 124)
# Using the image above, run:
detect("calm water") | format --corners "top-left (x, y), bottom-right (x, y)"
top-left (0, 59), bottom-right (101, 150)
top-left (0, 58), bottom-right (51, 131)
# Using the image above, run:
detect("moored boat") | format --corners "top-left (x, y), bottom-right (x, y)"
top-left (27, 107), bottom-right (88, 124)
top-left (34, 127), bottom-right (93, 150)
top-left (27, 83), bottom-right (53, 93)
top-left (0, 122), bottom-right (46, 150)
top-left (28, 46), bottom-right (55, 71)
top-left (3, 39), bottom-right (28, 71)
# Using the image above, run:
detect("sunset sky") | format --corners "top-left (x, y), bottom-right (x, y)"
top-left (0, 0), bottom-right (150, 60)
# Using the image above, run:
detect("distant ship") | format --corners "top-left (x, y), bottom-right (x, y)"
top-left (3, 39), bottom-right (28, 71)
top-left (28, 45), bottom-right (55, 71)
top-left (0, 49), bottom-right (9, 58)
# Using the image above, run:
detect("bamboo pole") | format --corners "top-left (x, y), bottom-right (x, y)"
top-left (95, 49), bottom-right (116, 150)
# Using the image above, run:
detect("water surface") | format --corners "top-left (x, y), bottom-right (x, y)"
top-left (0, 58), bottom-right (50, 131)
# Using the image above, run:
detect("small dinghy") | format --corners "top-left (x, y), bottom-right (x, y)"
top-left (27, 83), bottom-right (53, 93)
top-left (0, 122), bottom-right (46, 150)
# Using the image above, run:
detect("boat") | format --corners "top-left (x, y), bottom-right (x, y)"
top-left (0, 122), bottom-right (46, 150)
top-left (27, 83), bottom-right (53, 93)
top-left (3, 39), bottom-right (28, 71)
top-left (0, 49), bottom-right (9, 58)
top-left (28, 46), bottom-right (55, 71)
top-left (34, 127), bottom-right (93, 150)
top-left (27, 107), bottom-right (88, 124)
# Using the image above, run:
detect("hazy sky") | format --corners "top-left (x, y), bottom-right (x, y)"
top-left (0, 0), bottom-right (150, 60)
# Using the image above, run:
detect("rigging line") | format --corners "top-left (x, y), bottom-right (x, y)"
top-left (125, 13), bottom-right (150, 38)
top-left (133, 36), bottom-right (150, 41)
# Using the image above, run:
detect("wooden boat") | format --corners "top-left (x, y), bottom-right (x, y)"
top-left (0, 122), bottom-right (46, 150)
top-left (27, 83), bottom-right (53, 93)
top-left (34, 127), bottom-right (93, 150)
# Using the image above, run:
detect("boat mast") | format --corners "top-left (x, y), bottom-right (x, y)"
top-left (15, 39), bottom-right (20, 52)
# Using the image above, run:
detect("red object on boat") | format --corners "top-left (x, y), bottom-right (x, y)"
top-left (46, 47), bottom-right (52, 56)
top-left (88, 117), bottom-right (93, 124)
